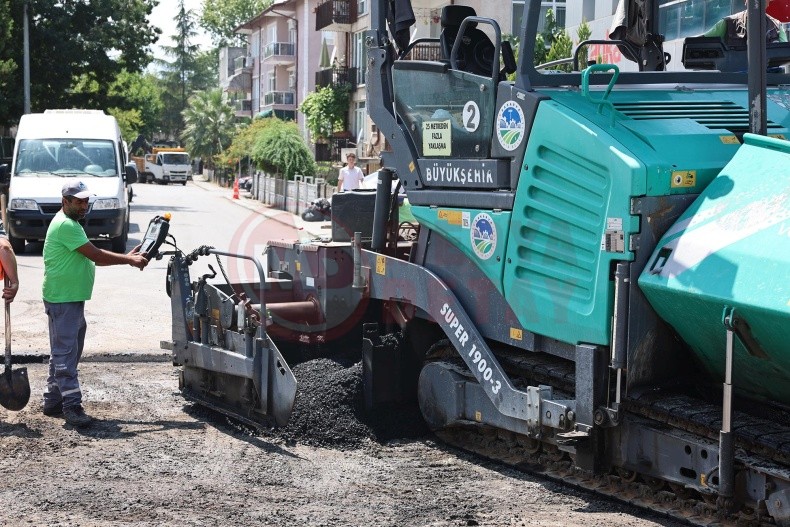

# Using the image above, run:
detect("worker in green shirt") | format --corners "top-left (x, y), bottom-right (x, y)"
top-left (41, 180), bottom-right (148, 427)
top-left (703, 0), bottom-right (787, 45)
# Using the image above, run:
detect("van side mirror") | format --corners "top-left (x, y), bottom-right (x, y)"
top-left (124, 162), bottom-right (138, 185)
top-left (0, 164), bottom-right (8, 185)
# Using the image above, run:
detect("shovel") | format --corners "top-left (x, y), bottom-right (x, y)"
top-left (0, 278), bottom-right (30, 411)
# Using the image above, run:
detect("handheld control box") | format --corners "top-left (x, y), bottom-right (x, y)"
top-left (140, 214), bottom-right (170, 259)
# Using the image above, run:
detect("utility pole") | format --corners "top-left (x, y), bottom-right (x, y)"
top-left (23, 1), bottom-right (30, 114)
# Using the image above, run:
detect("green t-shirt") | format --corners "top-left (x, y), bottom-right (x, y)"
top-left (43, 211), bottom-right (95, 303)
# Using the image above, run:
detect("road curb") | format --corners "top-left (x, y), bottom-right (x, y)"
top-left (190, 178), bottom-right (330, 239)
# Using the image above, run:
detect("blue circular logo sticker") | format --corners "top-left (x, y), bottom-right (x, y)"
top-left (471, 213), bottom-right (497, 260)
top-left (496, 101), bottom-right (525, 152)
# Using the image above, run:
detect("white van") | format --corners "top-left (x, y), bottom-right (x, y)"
top-left (3, 109), bottom-right (138, 253)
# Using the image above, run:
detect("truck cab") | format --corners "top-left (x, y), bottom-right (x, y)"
top-left (143, 148), bottom-right (191, 185)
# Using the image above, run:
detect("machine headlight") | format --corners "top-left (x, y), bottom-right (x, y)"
top-left (9, 199), bottom-right (37, 210)
top-left (163, 170), bottom-right (171, 176)
top-left (92, 198), bottom-right (121, 210)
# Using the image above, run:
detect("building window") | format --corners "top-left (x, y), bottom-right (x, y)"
top-left (512, 0), bottom-right (566, 36)
top-left (354, 101), bottom-right (366, 145)
top-left (267, 71), bottom-right (276, 93)
top-left (659, 0), bottom-right (738, 41)
top-left (358, 0), bottom-right (368, 16)
top-left (351, 31), bottom-right (366, 85)
top-left (288, 19), bottom-right (297, 43)
top-left (251, 32), bottom-right (260, 59)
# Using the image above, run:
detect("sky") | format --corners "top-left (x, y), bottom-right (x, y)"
top-left (150, 0), bottom-right (213, 62)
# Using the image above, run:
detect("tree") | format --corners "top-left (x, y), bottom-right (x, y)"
top-left (251, 120), bottom-right (315, 179)
top-left (107, 71), bottom-right (164, 139)
top-left (1, 0), bottom-right (159, 126)
top-left (533, 10), bottom-right (591, 72)
top-left (215, 116), bottom-right (267, 174)
top-left (201, 0), bottom-right (270, 46)
top-left (107, 108), bottom-right (143, 141)
top-left (220, 118), bottom-right (315, 179)
top-left (535, 8), bottom-right (563, 65)
top-left (71, 69), bottom-right (164, 139)
top-left (546, 31), bottom-right (573, 72)
top-left (299, 85), bottom-right (352, 141)
top-left (192, 49), bottom-right (220, 93)
top-left (182, 89), bottom-right (237, 170)
top-left (224, 117), bottom-right (274, 163)
top-left (0, 0), bottom-right (16, 122)
top-left (576, 19), bottom-right (592, 68)
top-left (158, 0), bottom-right (201, 139)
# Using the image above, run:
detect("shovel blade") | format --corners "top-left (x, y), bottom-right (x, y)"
top-left (0, 367), bottom-right (31, 411)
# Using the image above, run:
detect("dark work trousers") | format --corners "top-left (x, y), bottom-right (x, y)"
top-left (43, 301), bottom-right (87, 410)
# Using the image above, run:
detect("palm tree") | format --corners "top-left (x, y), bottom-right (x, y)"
top-left (181, 89), bottom-right (236, 171)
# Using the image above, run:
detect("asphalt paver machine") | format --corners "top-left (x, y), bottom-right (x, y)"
top-left (163, 0), bottom-right (790, 522)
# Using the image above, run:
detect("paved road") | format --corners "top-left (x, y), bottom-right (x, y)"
top-left (9, 180), bottom-right (309, 359)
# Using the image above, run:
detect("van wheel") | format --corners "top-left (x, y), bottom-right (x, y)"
top-left (110, 224), bottom-right (128, 253)
top-left (7, 234), bottom-right (24, 254)
top-left (181, 181), bottom-right (187, 186)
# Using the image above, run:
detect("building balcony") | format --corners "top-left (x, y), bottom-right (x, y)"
top-left (315, 66), bottom-right (358, 89)
top-left (262, 42), bottom-right (296, 64)
top-left (263, 91), bottom-right (296, 107)
top-left (233, 55), bottom-right (254, 74)
top-left (315, 0), bottom-right (357, 32)
top-left (224, 69), bottom-right (252, 93)
top-left (403, 42), bottom-right (442, 61)
top-left (234, 99), bottom-right (252, 117)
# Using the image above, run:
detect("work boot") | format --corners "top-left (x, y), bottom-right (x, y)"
top-left (63, 405), bottom-right (93, 428)
top-left (42, 402), bottom-right (63, 417)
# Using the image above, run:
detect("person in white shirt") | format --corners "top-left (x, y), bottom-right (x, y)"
top-left (337, 152), bottom-right (365, 192)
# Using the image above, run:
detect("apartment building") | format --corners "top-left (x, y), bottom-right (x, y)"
top-left (220, 1), bottom-right (568, 163)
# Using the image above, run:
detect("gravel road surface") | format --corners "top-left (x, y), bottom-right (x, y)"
top-left (0, 182), bottom-right (682, 527)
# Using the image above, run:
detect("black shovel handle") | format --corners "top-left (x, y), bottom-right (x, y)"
top-left (4, 276), bottom-right (9, 371)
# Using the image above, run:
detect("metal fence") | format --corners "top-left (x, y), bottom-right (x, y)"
top-left (251, 172), bottom-right (336, 215)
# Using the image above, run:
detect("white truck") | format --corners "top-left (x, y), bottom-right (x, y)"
top-left (140, 147), bottom-right (191, 185)
top-left (1, 109), bottom-right (137, 253)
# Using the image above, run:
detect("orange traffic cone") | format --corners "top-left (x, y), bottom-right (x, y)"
top-left (232, 178), bottom-right (239, 199)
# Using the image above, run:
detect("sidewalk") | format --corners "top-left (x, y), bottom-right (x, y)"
top-left (191, 175), bottom-right (332, 240)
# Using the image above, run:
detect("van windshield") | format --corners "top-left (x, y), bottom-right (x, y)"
top-left (14, 139), bottom-right (117, 177)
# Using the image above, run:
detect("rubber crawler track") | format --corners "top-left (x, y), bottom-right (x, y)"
top-left (436, 425), bottom-right (776, 527)
top-left (428, 348), bottom-right (784, 527)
